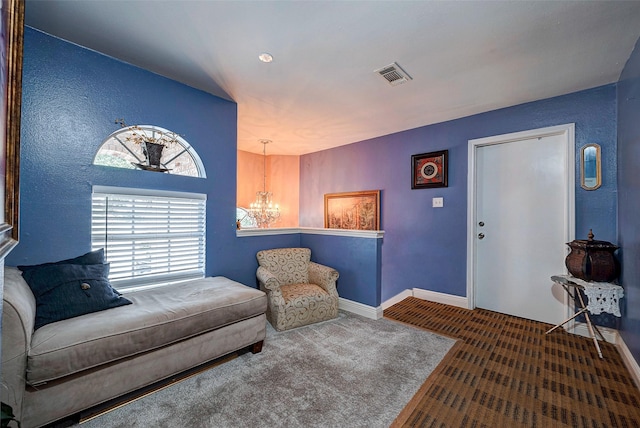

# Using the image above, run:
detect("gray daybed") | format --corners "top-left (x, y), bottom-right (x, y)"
top-left (1, 266), bottom-right (267, 427)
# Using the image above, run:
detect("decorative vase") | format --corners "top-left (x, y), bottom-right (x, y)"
top-left (565, 229), bottom-right (619, 282)
top-left (142, 141), bottom-right (164, 167)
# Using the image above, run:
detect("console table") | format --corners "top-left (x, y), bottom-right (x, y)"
top-left (545, 275), bottom-right (624, 358)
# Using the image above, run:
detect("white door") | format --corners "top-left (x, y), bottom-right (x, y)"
top-left (468, 125), bottom-right (574, 325)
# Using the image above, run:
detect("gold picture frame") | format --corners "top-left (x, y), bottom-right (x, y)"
top-left (1, 0), bottom-right (24, 257)
top-left (324, 190), bottom-right (380, 231)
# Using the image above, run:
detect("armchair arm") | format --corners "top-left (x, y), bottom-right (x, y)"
top-left (308, 262), bottom-right (339, 296)
top-left (256, 266), bottom-right (282, 292)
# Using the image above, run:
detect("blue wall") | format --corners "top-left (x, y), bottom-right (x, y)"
top-left (300, 86), bottom-right (618, 303)
top-left (6, 27), bottom-right (293, 287)
top-left (617, 37), bottom-right (640, 362)
top-left (300, 234), bottom-right (381, 307)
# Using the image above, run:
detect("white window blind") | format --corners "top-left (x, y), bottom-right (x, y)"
top-left (92, 186), bottom-right (206, 289)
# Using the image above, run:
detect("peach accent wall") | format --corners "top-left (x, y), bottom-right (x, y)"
top-left (237, 150), bottom-right (299, 227)
top-left (237, 150), bottom-right (264, 210)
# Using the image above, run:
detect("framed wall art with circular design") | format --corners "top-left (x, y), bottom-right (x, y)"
top-left (411, 150), bottom-right (448, 189)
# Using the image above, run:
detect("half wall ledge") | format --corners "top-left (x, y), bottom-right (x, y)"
top-left (236, 227), bottom-right (385, 239)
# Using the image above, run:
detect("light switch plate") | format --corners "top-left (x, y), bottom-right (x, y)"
top-left (432, 197), bottom-right (444, 208)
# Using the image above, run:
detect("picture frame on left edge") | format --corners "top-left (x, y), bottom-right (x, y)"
top-left (411, 150), bottom-right (448, 189)
top-left (1, 0), bottom-right (25, 257)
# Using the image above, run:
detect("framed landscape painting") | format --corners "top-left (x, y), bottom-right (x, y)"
top-left (324, 190), bottom-right (380, 231)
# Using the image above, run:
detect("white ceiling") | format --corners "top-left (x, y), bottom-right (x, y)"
top-left (25, 1), bottom-right (640, 156)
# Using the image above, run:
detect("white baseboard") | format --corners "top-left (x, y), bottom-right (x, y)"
top-left (339, 297), bottom-right (382, 320)
top-left (615, 332), bottom-right (640, 389)
top-left (381, 289), bottom-right (413, 310)
top-left (340, 287), bottom-right (467, 321)
top-left (379, 288), bottom-right (468, 310)
top-left (412, 288), bottom-right (468, 308)
top-left (569, 322), bottom-right (618, 343)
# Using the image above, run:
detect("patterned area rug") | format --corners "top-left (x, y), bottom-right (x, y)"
top-left (386, 297), bottom-right (640, 427)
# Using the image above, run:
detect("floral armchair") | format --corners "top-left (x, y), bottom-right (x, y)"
top-left (256, 248), bottom-right (339, 331)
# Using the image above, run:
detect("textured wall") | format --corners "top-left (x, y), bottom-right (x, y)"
top-left (237, 150), bottom-right (266, 210)
top-left (301, 234), bottom-right (381, 306)
top-left (617, 36), bottom-right (640, 362)
top-left (268, 154), bottom-right (299, 228)
top-left (6, 28), bottom-right (273, 285)
top-left (300, 85), bottom-right (618, 303)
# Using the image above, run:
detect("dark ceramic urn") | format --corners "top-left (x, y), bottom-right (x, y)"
top-left (143, 141), bottom-right (164, 167)
top-left (565, 230), bottom-right (619, 282)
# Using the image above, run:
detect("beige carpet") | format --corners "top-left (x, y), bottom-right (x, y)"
top-left (75, 311), bottom-right (454, 428)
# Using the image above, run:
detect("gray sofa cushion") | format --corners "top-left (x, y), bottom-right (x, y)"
top-left (27, 276), bottom-right (267, 385)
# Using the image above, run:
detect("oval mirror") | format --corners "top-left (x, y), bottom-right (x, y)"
top-left (581, 143), bottom-right (601, 190)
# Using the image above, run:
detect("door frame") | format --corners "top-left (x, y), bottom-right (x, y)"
top-left (466, 124), bottom-right (576, 319)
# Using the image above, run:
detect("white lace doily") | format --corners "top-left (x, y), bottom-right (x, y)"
top-left (560, 275), bottom-right (624, 317)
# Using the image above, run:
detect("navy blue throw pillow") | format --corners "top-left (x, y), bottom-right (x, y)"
top-left (18, 249), bottom-right (106, 284)
top-left (22, 263), bottom-right (132, 330)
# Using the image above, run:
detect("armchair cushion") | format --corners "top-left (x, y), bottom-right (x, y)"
top-left (281, 283), bottom-right (328, 306)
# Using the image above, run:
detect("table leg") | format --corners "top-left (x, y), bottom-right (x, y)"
top-left (576, 289), bottom-right (604, 359)
top-left (591, 323), bottom-right (607, 342)
top-left (545, 308), bottom-right (588, 335)
top-left (582, 311), bottom-right (603, 359)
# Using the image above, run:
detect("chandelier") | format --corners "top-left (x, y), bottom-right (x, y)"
top-left (247, 140), bottom-right (280, 228)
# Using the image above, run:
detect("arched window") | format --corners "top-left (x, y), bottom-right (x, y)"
top-left (236, 207), bottom-right (258, 229)
top-left (93, 125), bottom-right (206, 178)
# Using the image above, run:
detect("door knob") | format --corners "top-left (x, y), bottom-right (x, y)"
top-left (478, 233), bottom-right (485, 239)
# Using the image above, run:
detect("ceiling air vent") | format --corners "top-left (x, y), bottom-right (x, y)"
top-left (374, 62), bottom-right (412, 86)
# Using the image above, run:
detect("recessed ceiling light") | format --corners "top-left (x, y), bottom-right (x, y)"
top-left (258, 53), bottom-right (273, 63)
